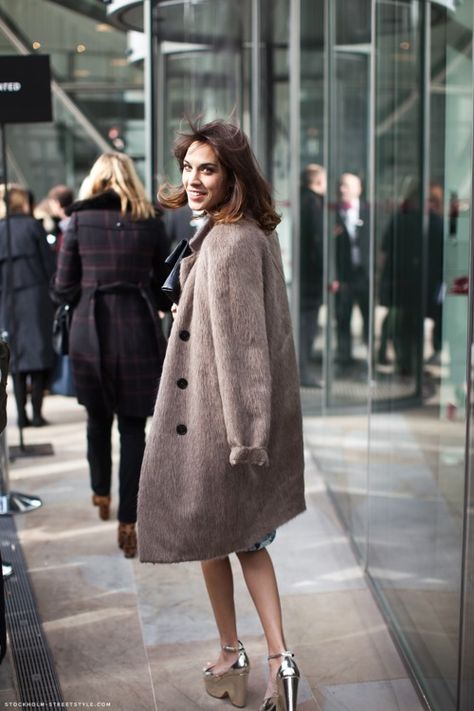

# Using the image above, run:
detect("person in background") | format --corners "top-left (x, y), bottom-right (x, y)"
top-left (0, 184), bottom-right (56, 427)
top-left (425, 182), bottom-right (444, 365)
top-left (378, 181), bottom-right (423, 376)
top-left (162, 203), bottom-right (195, 246)
top-left (34, 196), bottom-right (56, 248)
top-left (138, 121), bottom-right (305, 711)
top-left (47, 185), bottom-right (76, 398)
top-left (332, 173), bottom-right (370, 368)
top-left (54, 153), bottom-right (170, 558)
top-left (48, 184), bottom-right (74, 254)
top-left (299, 163), bottom-right (326, 386)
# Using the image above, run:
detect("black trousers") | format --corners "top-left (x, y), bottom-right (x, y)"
top-left (13, 370), bottom-right (48, 423)
top-left (86, 406), bottom-right (147, 523)
top-left (335, 271), bottom-right (369, 362)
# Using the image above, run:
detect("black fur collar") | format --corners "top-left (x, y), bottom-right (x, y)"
top-left (66, 189), bottom-right (122, 215)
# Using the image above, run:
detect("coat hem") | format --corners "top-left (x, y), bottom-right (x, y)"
top-left (138, 501), bottom-right (306, 564)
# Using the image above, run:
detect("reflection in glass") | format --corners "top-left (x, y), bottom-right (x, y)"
top-left (303, 2), bottom-right (474, 708)
top-left (377, 180), bottom-right (423, 379)
top-left (326, 0), bottom-right (371, 408)
top-left (299, 163), bottom-right (325, 387)
top-left (156, 0), bottom-right (252, 182)
top-left (368, 2), bottom-right (473, 710)
top-left (299, 0), bottom-right (325, 393)
top-left (312, 0), bottom-right (373, 564)
top-left (333, 173), bottom-right (370, 370)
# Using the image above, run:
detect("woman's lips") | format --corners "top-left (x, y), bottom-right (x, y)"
top-left (188, 190), bottom-right (207, 199)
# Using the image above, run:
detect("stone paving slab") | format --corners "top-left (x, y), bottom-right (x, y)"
top-left (1, 392), bottom-right (425, 711)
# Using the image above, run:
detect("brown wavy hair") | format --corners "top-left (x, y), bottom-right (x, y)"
top-left (158, 120), bottom-right (280, 233)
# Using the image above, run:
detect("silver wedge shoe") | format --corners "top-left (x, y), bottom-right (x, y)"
top-left (260, 651), bottom-right (300, 711)
top-left (203, 641), bottom-right (250, 708)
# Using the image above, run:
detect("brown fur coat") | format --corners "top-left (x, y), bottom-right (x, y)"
top-left (137, 217), bottom-right (305, 563)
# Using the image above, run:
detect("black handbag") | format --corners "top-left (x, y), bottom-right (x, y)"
top-left (52, 303), bottom-right (72, 356)
top-left (161, 239), bottom-right (192, 304)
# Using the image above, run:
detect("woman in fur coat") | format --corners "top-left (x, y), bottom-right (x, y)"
top-left (54, 153), bottom-right (170, 558)
top-left (137, 121), bottom-right (306, 711)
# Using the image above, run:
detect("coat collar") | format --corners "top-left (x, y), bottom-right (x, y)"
top-left (189, 215), bottom-right (214, 253)
top-left (66, 190), bottom-right (122, 215)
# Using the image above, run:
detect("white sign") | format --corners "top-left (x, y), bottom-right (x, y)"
top-left (0, 82), bottom-right (21, 92)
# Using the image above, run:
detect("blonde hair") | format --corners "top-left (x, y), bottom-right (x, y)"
top-left (0, 183), bottom-right (30, 219)
top-left (79, 153), bottom-right (155, 220)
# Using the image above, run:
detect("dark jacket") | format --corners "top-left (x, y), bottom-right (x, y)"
top-left (300, 187), bottom-right (324, 309)
top-left (334, 201), bottom-right (370, 282)
top-left (379, 206), bottom-right (423, 309)
top-left (0, 214), bottom-right (56, 372)
top-left (54, 190), bottom-right (170, 417)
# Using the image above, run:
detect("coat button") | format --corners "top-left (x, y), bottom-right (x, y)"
top-left (179, 330), bottom-right (190, 341)
top-left (116, 221), bottom-right (123, 228)
top-left (177, 378), bottom-right (188, 389)
top-left (176, 424), bottom-right (187, 435)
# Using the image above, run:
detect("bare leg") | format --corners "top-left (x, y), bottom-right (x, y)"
top-left (201, 557), bottom-right (240, 675)
top-left (236, 548), bottom-right (286, 697)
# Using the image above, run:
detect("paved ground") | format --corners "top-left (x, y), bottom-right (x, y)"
top-left (0, 391), bottom-right (426, 711)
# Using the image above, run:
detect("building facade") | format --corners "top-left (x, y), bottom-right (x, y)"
top-left (1, 1), bottom-right (474, 709)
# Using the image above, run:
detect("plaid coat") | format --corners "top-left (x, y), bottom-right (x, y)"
top-left (54, 191), bottom-right (170, 417)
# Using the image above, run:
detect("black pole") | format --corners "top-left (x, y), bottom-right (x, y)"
top-left (0, 124), bottom-right (24, 450)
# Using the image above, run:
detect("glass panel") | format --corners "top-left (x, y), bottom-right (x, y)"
top-left (326, 0), bottom-right (372, 412)
top-left (299, 0), bottom-right (325, 395)
top-left (462, 342), bottom-right (474, 705)
top-left (313, 0), bottom-right (372, 561)
top-left (156, 0), bottom-right (294, 281)
top-left (262, 0), bottom-right (292, 282)
top-left (369, 2), bottom-right (473, 710)
top-left (373, 0), bottom-right (423, 395)
top-left (156, 0), bottom-right (252, 182)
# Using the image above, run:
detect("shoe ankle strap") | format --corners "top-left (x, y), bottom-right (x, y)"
top-left (222, 641), bottom-right (242, 653)
top-left (267, 650), bottom-right (294, 661)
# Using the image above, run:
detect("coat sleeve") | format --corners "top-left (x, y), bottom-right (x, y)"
top-left (54, 213), bottom-right (82, 302)
top-left (206, 229), bottom-right (271, 467)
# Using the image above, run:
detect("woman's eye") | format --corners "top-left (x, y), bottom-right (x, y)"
top-left (183, 164), bottom-right (191, 172)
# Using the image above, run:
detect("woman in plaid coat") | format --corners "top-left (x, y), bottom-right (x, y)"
top-left (55, 153), bottom-right (170, 557)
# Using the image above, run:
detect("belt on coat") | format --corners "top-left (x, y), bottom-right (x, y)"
top-left (86, 280), bottom-right (165, 385)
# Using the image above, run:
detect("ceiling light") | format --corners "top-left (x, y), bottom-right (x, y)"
top-left (76, 44), bottom-right (86, 53)
top-left (32, 41), bottom-right (41, 50)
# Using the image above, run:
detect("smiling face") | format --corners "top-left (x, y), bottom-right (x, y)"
top-left (182, 141), bottom-right (228, 213)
